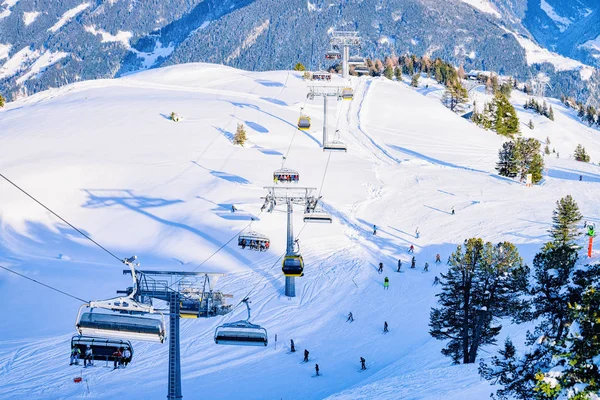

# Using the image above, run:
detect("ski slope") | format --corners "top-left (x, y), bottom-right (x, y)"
top-left (0, 63), bottom-right (599, 400)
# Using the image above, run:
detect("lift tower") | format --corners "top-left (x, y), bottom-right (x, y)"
top-left (330, 31), bottom-right (361, 79)
top-left (307, 85), bottom-right (343, 150)
top-left (261, 186), bottom-right (318, 297)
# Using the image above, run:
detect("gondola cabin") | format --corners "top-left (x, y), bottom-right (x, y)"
top-left (76, 312), bottom-right (166, 343)
top-left (273, 168), bottom-right (299, 184)
top-left (323, 141), bottom-right (348, 152)
top-left (71, 335), bottom-right (133, 364)
top-left (238, 231), bottom-right (270, 251)
top-left (342, 88), bottom-right (354, 100)
top-left (298, 116), bottom-right (311, 130)
top-left (282, 255), bottom-right (304, 277)
top-left (214, 321), bottom-right (268, 346)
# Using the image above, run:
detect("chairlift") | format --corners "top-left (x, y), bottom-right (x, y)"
top-left (304, 210), bottom-right (333, 223)
top-left (74, 256), bottom-right (166, 343)
top-left (214, 298), bottom-right (268, 346)
top-left (273, 168), bottom-right (299, 184)
top-left (282, 255), bottom-right (304, 277)
top-left (354, 66), bottom-right (370, 75)
top-left (324, 140), bottom-right (348, 152)
top-left (348, 55), bottom-right (365, 65)
top-left (71, 335), bottom-right (133, 365)
top-left (298, 115), bottom-right (311, 130)
top-left (238, 230), bottom-right (270, 252)
top-left (325, 48), bottom-right (342, 60)
top-left (341, 87), bottom-right (354, 100)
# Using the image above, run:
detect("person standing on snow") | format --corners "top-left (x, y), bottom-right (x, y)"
top-left (315, 364), bottom-right (320, 376)
top-left (415, 227), bottom-right (420, 238)
top-left (408, 245), bottom-right (414, 253)
top-left (383, 277), bottom-right (389, 290)
top-left (424, 262), bottom-right (429, 272)
top-left (360, 357), bottom-right (366, 370)
top-left (435, 254), bottom-right (441, 264)
top-left (378, 262), bottom-right (384, 274)
top-left (373, 225), bottom-right (377, 235)
top-left (304, 349), bottom-right (309, 362)
top-left (290, 339), bottom-right (296, 353)
top-left (383, 321), bottom-right (389, 333)
top-left (451, 207), bottom-right (455, 215)
top-left (411, 256), bottom-right (416, 269)
top-left (347, 312), bottom-right (354, 322)
top-left (397, 259), bottom-right (402, 272)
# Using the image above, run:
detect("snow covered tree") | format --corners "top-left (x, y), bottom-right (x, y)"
top-left (548, 195), bottom-right (582, 248)
top-left (493, 93), bottom-right (520, 137)
top-left (411, 73), bottom-right (420, 87)
top-left (293, 62), bottom-right (306, 71)
top-left (233, 123), bottom-right (247, 146)
top-left (442, 80), bottom-right (469, 113)
top-left (430, 239), bottom-right (529, 364)
top-left (496, 141), bottom-right (518, 178)
top-left (574, 144), bottom-right (590, 163)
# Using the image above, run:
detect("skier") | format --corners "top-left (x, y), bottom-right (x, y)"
top-left (579, 175), bottom-right (583, 181)
top-left (408, 245), bottom-right (414, 253)
top-left (84, 345), bottom-right (93, 367)
top-left (122, 347), bottom-right (131, 367)
top-left (584, 221), bottom-right (588, 228)
top-left (435, 254), bottom-right (441, 264)
top-left (383, 321), bottom-right (389, 333)
top-left (424, 262), bottom-right (429, 272)
top-left (373, 225), bottom-right (377, 235)
top-left (433, 276), bottom-right (440, 286)
top-left (383, 277), bottom-right (389, 290)
top-left (69, 345), bottom-right (81, 366)
top-left (290, 339), bottom-right (296, 353)
top-left (315, 364), bottom-right (320, 376)
top-left (415, 227), bottom-right (420, 238)
top-left (378, 262), bottom-right (384, 274)
top-left (360, 357), bottom-right (366, 370)
top-left (304, 349), bottom-right (309, 362)
top-left (451, 207), bottom-right (455, 215)
top-left (397, 259), bottom-right (402, 272)
top-left (231, 205), bottom-right (237, 212)
top-left (347, 312), bottom-right (354, 322)
top-left (411, 256), bottom-right (416, 269)
top-left (112, 348), bottom-right (123, 370)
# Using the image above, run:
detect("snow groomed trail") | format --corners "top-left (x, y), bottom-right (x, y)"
top-left (0, 64), bottom-right (599, 399)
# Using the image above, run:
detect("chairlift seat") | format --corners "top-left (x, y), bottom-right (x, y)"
top-left (348, 56), bottom-right (365, 65)
top-left (273, 168), bottom-right (299, 184)
top-left (238, 231), bottom-right (270, 251)
top-left (282, 255), bottom-right (304, 277)
top-left (355, 67), bottom-right (370, 75)
top-left (325, 50), bottom-right (342, 60)
top-left (77, 312), bottom-right (165, 343)
top-left (214, 321), bottom-right (268, 346)
top-left (71, 335), bottom-right (133, 363)
top-left (324, 141), bottom-right (348, 152)
top-left (304, 211), bottom-right (333, 223)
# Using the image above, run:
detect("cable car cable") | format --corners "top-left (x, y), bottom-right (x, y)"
top-left (0, 264), bottom-right (88, 303)
top-left (0, 173), bottom-right (123, 264)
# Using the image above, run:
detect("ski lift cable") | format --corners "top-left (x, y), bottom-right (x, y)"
top-left (281, 96), bottom-right (309, 169)
top-left (0, 264), bottom-right (89, 303)
top-left (0, 173), bottom-right (123, 264)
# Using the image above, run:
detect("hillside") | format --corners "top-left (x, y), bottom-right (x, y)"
top-left (0, 64), bottom-right (599, 399)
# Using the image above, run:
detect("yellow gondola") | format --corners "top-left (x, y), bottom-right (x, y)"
top-left (298, 115), bottom-right (311, 130)
top-left (282, 255), bottom-right (304, 277)
top-left (342, 87), bottom-right (354, 100)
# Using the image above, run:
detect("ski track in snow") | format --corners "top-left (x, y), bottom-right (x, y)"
top-left (0, 64), bottom-right (599, 399)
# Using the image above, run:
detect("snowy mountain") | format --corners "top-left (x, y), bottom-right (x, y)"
top-left (0, 0), bottom-right (599, 105)
top-left (0, 63), bottom-right (599, 399)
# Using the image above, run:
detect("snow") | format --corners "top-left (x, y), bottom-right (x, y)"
top-left (130, 41), bottom-right (175, 69)
top-left (580, 34), bottom-right (600, 57)
top-left (540, 0), bottom-right (572, 32)
top-left (15, 50), bottom-right (69, 84)
top-left (0, 63), bottom-right (599, 399)
top-left (458, 0), bottom-right (500, 18)
top-left (22, 10), bottom-right (39, 25)
top-left (0, 43), bottom-right (10, 61)
top-left (0, 46), bottom-right (39, 80)
top-left (0, 0), bottom-right (19, 20)
top-left (48, 2), bottom-right (90, 33)
top-left (307, 1), bottom-right (317, 12)
top-left (84, 25), bottom-right (132, 47)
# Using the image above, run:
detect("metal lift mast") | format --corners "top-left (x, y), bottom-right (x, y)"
top-left (307, 85), bottom-right (343, 148)
top-left (330, 31), bottom-right (361, 79)
top-left (262, 186), bottom-right (317, 297)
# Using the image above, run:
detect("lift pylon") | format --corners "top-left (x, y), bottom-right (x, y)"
top-left (307, 85), bottom-right (345, 151)
top-left (330, 31), bottom-right (361, 79)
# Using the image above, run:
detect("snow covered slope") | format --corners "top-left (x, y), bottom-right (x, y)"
top-left (0, 64), bottom-right (599, 400)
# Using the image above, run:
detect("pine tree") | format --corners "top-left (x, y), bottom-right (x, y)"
top-left (411, 73), bottom-right (420, 87)
top-left (528, 120), bottom-right (534, 130)
top-left (544, 144), bottom-right (550, 155)
top-left (394, 66), bottom-right (402, 81)
top-left (0, 93), bottom-right (4, 108)
top-left (548, 195), bottom-right (582, 248)
top-left (293, 62), bottom-right (306, 71)
top-left (430, 239), bottom-right (528, 364)
top-left (496, 141), bottom-right (518, 178)
top-left (233, 123), bottom-right (247, 146)
top-left (514, 138), bottom-right (543, 183)
top-left (548, 106), bottom-right (554, 121)
top-left (586, 106), bottom-right (597, 126)
top-left (170, 112), bottom-right (180, 122)
top-left (442, 80), bottom-right (469, 113)
top-left (383, 64), bottom-right (394, 80)
top-left (493, 93), bottom-right (520, 137)
top-left (529, 153), bottom-right (544, 183)
top-left (578, 104), bottom-right (585, 119)
top-left (546, 136), bottom-right (550, 145)
top-left (574, 144), bottom-right (590, 162)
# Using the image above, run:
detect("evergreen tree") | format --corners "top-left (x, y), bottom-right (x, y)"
top-left (529, 153), bottom-right (544, 184)
top-left (548, 195), bottom-right (582, 248)
top-left (430, 239), bottom-right (528, 364)
top-left (0, 93), bottom-right (4, 108)
top-left (528, 120), bottom-right (534, 130)
top-left (441, 80), bottom-right (469, 113)
top-left (546, 136), bottom-right (550, 145)
top-left (411, 73), bottom-right (420, 87)
top-left (493, 93), bottom-right (520, 137)
top-left (293, 62), bottom-right (306, 71)
top-left (383, 64), bottom-right (394, 80)
top-left (578, 104), bottom-right (585, 119)
top-left (233, 123), bottom-right (247, 146)
top-left (574, 144), bottom-right (590, 162)
top-left (544, 144), bottom-right (550, 155)
top-left (394, 66), bottom-right (402, 81)
top-left (586, 106), bottom-right (597, 126)
top-left (169, 112), bottom-right (180, 122)
top-left (514, 138), bottom-right (543, 183)
top-left (548, 106), bottom-right (554, 121)
top-left (496, 141), bottom-right (518, 178)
